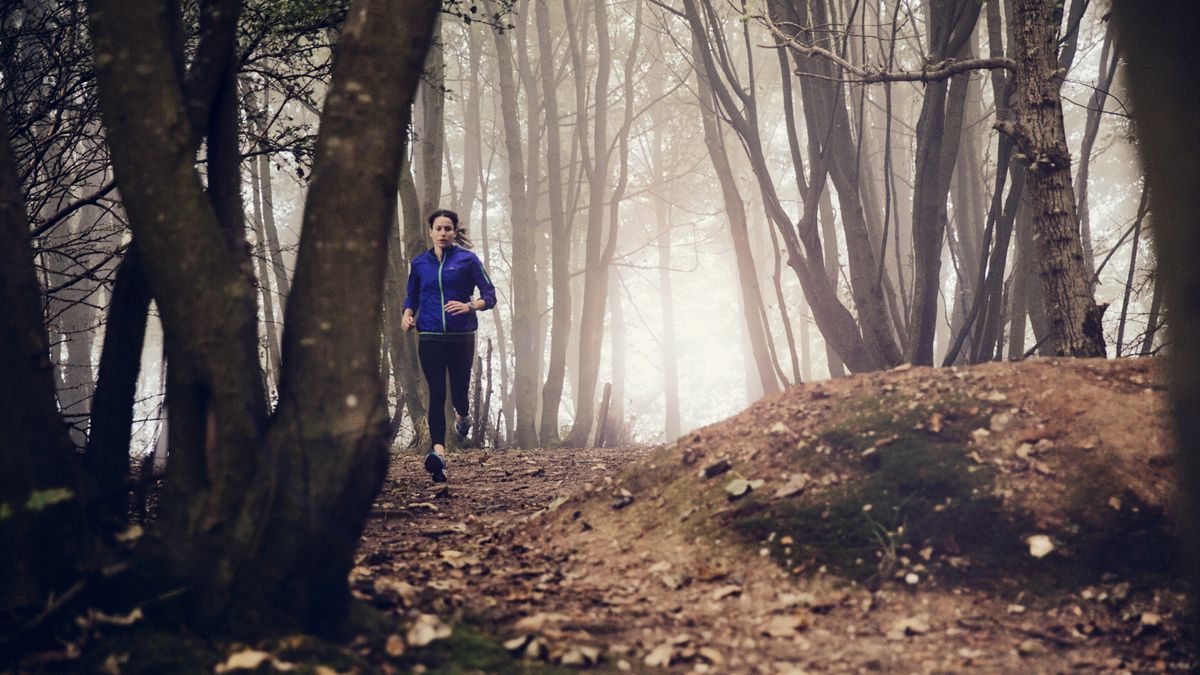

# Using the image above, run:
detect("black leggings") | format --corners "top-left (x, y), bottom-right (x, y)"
top-left (418, 335), bottom-right (475, 448)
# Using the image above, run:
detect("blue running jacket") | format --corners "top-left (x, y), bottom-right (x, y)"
top-left (403, 245), bottom-right (498, 334)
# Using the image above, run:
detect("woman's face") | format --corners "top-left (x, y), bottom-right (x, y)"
top-left (430, 216), bottom-right (456, 249)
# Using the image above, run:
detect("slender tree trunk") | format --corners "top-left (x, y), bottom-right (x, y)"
top-left (489, 0), bottom-right (538, 447)
top-left (693, 47), bottom-right (779, 396)
top-left (536, 2), bottom-right (571, 446)
top-left (564, 0), bottom-right (615, 447)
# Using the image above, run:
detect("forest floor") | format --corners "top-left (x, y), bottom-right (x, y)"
top-left (357, 357), bottom-right (1195, 673)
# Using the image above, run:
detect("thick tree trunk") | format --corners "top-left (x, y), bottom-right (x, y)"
top-left (0, 118), bottom-right (89, 615)
top-left (1007, 0), bottom-right (1106, 357)
top-left (1112, 0), bottom-right (1200, 646)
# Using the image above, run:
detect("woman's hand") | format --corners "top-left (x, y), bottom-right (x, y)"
top-left (444, 300), bottom-right (474, 316)
top-left (401, 313), bottom-right (416, 331)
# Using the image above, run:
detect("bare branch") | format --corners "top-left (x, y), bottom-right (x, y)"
top-left (762, 15), bottom-right (1015, 84)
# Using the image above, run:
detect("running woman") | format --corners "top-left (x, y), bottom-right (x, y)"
top-left (401, 209), bottom-right (497, 483)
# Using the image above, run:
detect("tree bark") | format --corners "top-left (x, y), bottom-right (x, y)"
top-left (536, 0), bottom-right (572, 446)
top-left (1006, 0), bottom-right (1106, 357)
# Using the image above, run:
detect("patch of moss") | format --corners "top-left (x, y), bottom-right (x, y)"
top-left (729, 396), bottom-right (1018, 584)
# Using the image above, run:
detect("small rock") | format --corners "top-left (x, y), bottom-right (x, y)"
top-left (560, 647), bottom-right (592, 666)
top-left (1140, 612), bottom-right (1162, 628)
top-left (769, 422), bottom-right (792, 435)
top-left (904, 573), bottom-right (919, 585)
top-left (1007, 604), bottom-right (1027, 615)
top-left (514, 613), bottom-right (551, 633)
top-left (215, 650), bottom-right (271, 673)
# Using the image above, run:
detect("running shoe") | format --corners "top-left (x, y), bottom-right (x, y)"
top-left (454, 415), bottom-right (471, 442)
top-left (424, 451), bottom-right (447, 483)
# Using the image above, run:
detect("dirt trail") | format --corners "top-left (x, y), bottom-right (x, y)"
top-left (358, 359), bottom-right (1193, 673)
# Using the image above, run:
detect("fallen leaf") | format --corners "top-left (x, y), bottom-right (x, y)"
top-left (406, 614), bottom-right (452, 647)
top-left (385, 634), bottom-right (406, 657)
top-left (887, 616), bottom-right (931, 640)
top-left (763, 614), bottom-right (807, 637)
top-left (725, 479), bottom-right (752, 499)
top-left (504, 635), bottom-right (531, 654)
top-left (703, 459), bottom-right (732, 479)
top-left (1027, 534), bottom-right (1055, 558)
top-left (1108, 496), bottom-right (1122, 511)
top-left (215, 650), bottom-right (271, 673)
top-left (643, 643), bottom-right (674, 668)
top-left (712, 585), bottom-right (742, 600)
top-left (774, 475), bottom-right (808, 499)
top-left (1017, 639), bottom-right (1045, 656)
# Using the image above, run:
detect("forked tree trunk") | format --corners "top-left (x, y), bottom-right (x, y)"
top-left (87, 0), bottom-right (438, 633)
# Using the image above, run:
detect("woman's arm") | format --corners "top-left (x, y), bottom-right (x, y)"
top-left (470, 256), bottom-right (497, 310)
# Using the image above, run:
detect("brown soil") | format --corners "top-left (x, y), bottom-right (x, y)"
top-left (358, 357), bottom-right (1194, 673)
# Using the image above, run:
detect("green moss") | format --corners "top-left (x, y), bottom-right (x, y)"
top-left (729, 395), bottom-right (1016, 584)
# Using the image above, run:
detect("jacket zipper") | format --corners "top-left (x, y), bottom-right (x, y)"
top-left (438, 250), bottom-right (447, 332)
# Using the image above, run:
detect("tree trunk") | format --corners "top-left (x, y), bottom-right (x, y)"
top-left (536, 1), bottom-right (572, 446)
top-left (564, 0), bottom-right (615, 447)
top-left (488, 0), bottom-right (538, 448)
top-left (1112, 0), bottom-right (1200, 647)
top-left (1007, 0), bottom-right (1106, 357)
top-left (0, 117), bottom-right (89, 614)
top-left (692, 39), bottom-right (780, 397)
top-left (87, 0), bottom-right (438, 632)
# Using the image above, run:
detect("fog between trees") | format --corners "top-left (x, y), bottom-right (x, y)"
top-left (8, 1), bottom-right (1145, 452)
